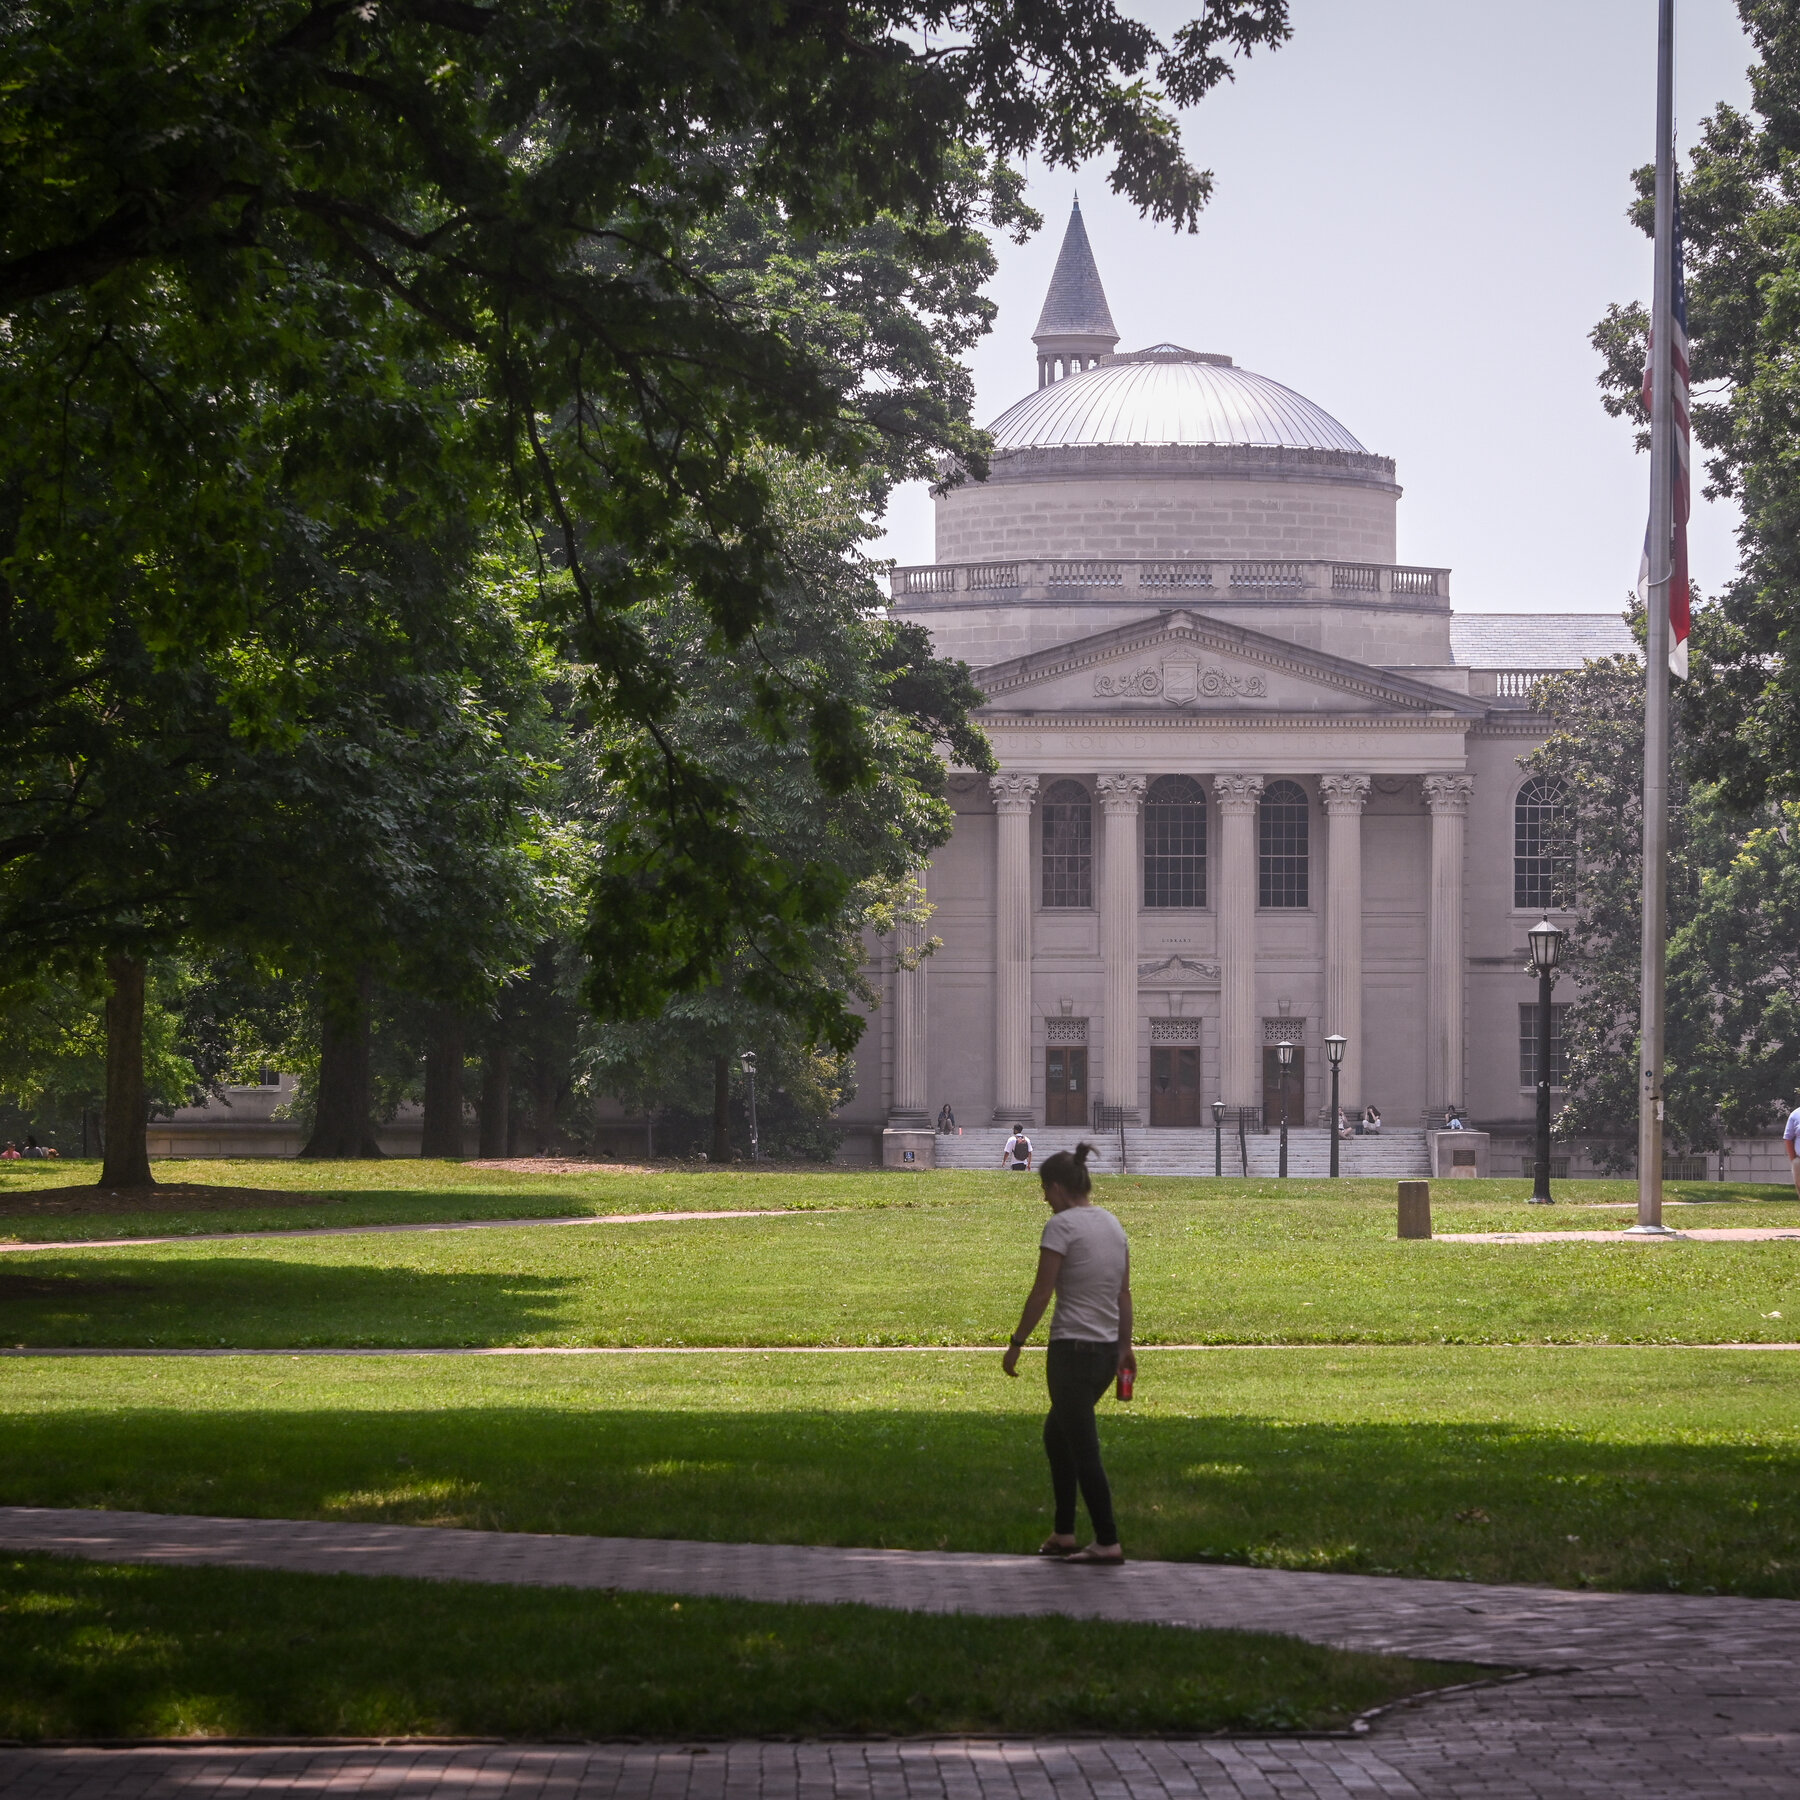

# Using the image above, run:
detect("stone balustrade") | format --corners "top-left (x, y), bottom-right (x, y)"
top-left (889, 558), bottom-right (1451, 605)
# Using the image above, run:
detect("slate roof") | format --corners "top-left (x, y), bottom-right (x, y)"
top-left (1448, 613), bottom-right (1638, 669)
top-left (1032, 201), bottom-right (1119, 343)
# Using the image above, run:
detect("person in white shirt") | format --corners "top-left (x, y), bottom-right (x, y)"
top-left (1001, 1141), bottom-right (1134, 1564)
top-left (1362, 1105), bottom-right (1382, 1136)
top-left (1784, 1104), bottom-right (1800, 1199)
top-left (1000, 1126), bottom-right (1032, 1171)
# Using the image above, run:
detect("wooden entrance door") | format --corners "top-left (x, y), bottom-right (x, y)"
top-left (1150, 1045), bottom-right (1203, 1126)
top-left (1045, 1046), bottom-right (1087, 1127)
top-left (1262, 1046), bottom-right (1305, 1128)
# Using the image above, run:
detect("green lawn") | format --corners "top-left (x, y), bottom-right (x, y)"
top-left (5, 1349), bottom-right (1796, 1597)
top-left (0, 1553), bottom-right (1477, 1741)
top-left (2, 1159), bottom-right (1794, 1244)
top-left (5, 1180), bottom-right (1798, 1347)
top-left (0, 1157), bottom-right (898, 1242)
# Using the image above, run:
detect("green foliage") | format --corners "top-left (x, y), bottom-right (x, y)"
top-left (1592, 3), bottom-right (1800, 801)
top-left (0, 962), bottom-right (196, 1150)
top-left (581, 454), bottom-right (988, 1056)
top-left (1523, 652), bottom-right (1800, 1159)
top-left (3, 0), bottom-right (1285, 1037)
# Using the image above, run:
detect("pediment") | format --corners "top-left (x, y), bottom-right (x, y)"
top-left (974, 610), bottom-right (1484, 718)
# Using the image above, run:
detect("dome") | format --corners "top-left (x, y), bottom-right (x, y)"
top-left (986, 347), bottom-right (1368, 455)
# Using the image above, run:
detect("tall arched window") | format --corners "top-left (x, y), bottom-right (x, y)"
top-left (1041, 780), bottom-right (1093, 908)
top-left (1514, 777), bottom-right (1569, 910)
top-left (1144, 776), bottom-right (1207, 908)
top-left (1258, 780), bottom-right (1310, 908)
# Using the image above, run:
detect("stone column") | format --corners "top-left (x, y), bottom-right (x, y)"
top-left (1212, 775), bottom-right (1264, 1109)
top-left (990, 774), bottom-right (1039, 1122)
top-left (1423, 774), bottom-right (1475, 1113)
top-left (1318, 775), bottom-right (1372, 1117)
top-left (1096, 776), bottom-right (1147, 1121)
top-left (889, 911), bottom-right (929, 1126)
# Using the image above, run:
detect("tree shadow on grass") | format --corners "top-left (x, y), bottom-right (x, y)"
top-left (4, 1403), bottom-right (1796, 1599)
top-left (0, 1258), bottom-right (577, 1346)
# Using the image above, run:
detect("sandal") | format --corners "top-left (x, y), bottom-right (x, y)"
top-left (1036, 1535), bottom-right (1078, 1556)
top-left (1061, 1543), bottom-right (1125, 1565)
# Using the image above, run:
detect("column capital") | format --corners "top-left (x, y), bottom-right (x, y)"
top-left (1318, 774), bottom-right (1372, 815)
top-left (1212, 773), bottom-right (1265, 816)
top-left (989, 772), bottom-right (1040, 815)
top-left (1422, 773), bottom-right (1475, 817)
top-left (1095, 774), bottom-right (1148, 814)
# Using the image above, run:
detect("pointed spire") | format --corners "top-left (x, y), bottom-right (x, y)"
top-left (1034, 200), bottom-right (1118, 340)
top-left (1032, 200), bottom-right (1119, 386)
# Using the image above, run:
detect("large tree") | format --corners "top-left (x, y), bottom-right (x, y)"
top-left (3, 0), bottom-right (1290, 1046)
top-left (1592, 0), bottom-right (1800, 803)
top-left (1523, 650), bottom-right (1800, 1164)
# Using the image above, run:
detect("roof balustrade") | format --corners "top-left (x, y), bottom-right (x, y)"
top-left (888, 558), bottom-right (1449, 605)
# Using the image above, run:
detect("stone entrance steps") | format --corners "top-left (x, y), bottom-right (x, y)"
top-left (929, 1126), bottom-right (1429, 1178)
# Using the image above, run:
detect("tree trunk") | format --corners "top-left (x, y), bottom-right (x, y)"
top-left (478, 1042), bottom-right (510, 1158)
top-left (300, 965), bottom-right (382, 1158)
top-left (531, 1063), bottom-right (558, 1155)
top-left (711, 1054), bottom-right (732, 1163)
top-left (420, 1013), bottom-right (466, 1158)
top-left (99, 953), bottom-right (153, 1188)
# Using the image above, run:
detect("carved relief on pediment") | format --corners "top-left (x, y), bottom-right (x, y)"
top-left (1093, 657), bottom-right (1268, 706)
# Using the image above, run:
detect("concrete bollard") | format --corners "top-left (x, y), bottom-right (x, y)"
top-left (1397, 1181), bottom-right (1432, 1239)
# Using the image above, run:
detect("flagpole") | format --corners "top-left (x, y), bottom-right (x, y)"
top-left (1631, 0), bottom-right (1678, 1237)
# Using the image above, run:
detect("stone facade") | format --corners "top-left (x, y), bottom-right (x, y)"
top-left (838, 207), bottom-right (1644, 1160)
top-left (934, 446), bottom-right (1400, 566)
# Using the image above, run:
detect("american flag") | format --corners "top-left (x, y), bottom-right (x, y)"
top-left (1638, 190), bottom-right (1692, 679)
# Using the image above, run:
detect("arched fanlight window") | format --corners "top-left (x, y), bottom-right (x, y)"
top-left (1258, 780), bottom-right (1310, 908)
top-left (1514, 777), bottom-right (1569, 910)
top-left (1144, 776), bottom-right (1207, 908)
top-left (1041, 780), bottom-right (1093, 908)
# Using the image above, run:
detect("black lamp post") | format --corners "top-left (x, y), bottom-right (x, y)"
top-left (739, 1050), bottom-right (760, 1163)
top-left (1211, 1097), bottom-right (1226, 1178)
top-left (1324, 1033), bottom-right (1347, 1178)
top-left (1276, 1039), bottom-right (1295, 1178)
top-left (1526, 918), bottom-right (1566, 1203)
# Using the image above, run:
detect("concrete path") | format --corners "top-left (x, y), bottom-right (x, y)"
top-left (0, 1208), bottom-right (812, 1254)
top-left (3, 1507), bottom-right (1797, 1796)
top-left (1437, 1226), bottom-right (1800, 1243)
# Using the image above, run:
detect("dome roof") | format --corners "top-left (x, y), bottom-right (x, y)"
top-left (987, 347), bottom-right (1368, 454)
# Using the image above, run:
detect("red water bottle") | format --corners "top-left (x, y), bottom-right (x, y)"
top-left (1116, 1365), bottom-right (1134, 1401)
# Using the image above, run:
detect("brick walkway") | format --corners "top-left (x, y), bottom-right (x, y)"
top-left (3, 1508), bottom-right (1797, 1796)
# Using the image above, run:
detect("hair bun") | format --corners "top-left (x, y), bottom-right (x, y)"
top-left (1073, 1141), bottom-right (1095, 1165)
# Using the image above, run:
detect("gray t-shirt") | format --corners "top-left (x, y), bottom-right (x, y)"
top-left (1040, 1205), bottom-right (1129, 1343)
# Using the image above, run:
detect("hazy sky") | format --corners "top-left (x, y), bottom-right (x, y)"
top-left (871, 0), bottom-right (1755, 615)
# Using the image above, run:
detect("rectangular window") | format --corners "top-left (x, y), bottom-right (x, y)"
top-left (1518, 1003), bottom-right (1570, 1089)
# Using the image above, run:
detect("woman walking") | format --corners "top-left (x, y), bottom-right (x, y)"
top-left (1001, 1141), bottom-right (1134, 1564)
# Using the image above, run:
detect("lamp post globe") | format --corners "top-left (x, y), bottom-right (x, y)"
top-left (739, 1050), bottom-right (759, 1163)
top-left (1276, 1039), bottom-right (1295, 1179)
top-left (1525, 920), bottom-right (1565, 1203)
top-left (1324, 1034), bottom-right (1347, 1179)
top-left (1211, 1097), bottom-right (1226, 1179)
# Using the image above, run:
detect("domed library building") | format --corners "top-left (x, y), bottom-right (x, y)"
top-left (850, 201), bottom-right (1642, 1179)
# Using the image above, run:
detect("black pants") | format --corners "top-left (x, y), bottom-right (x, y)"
top-left (1044, 1338), bottom-right (1119, 1545)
